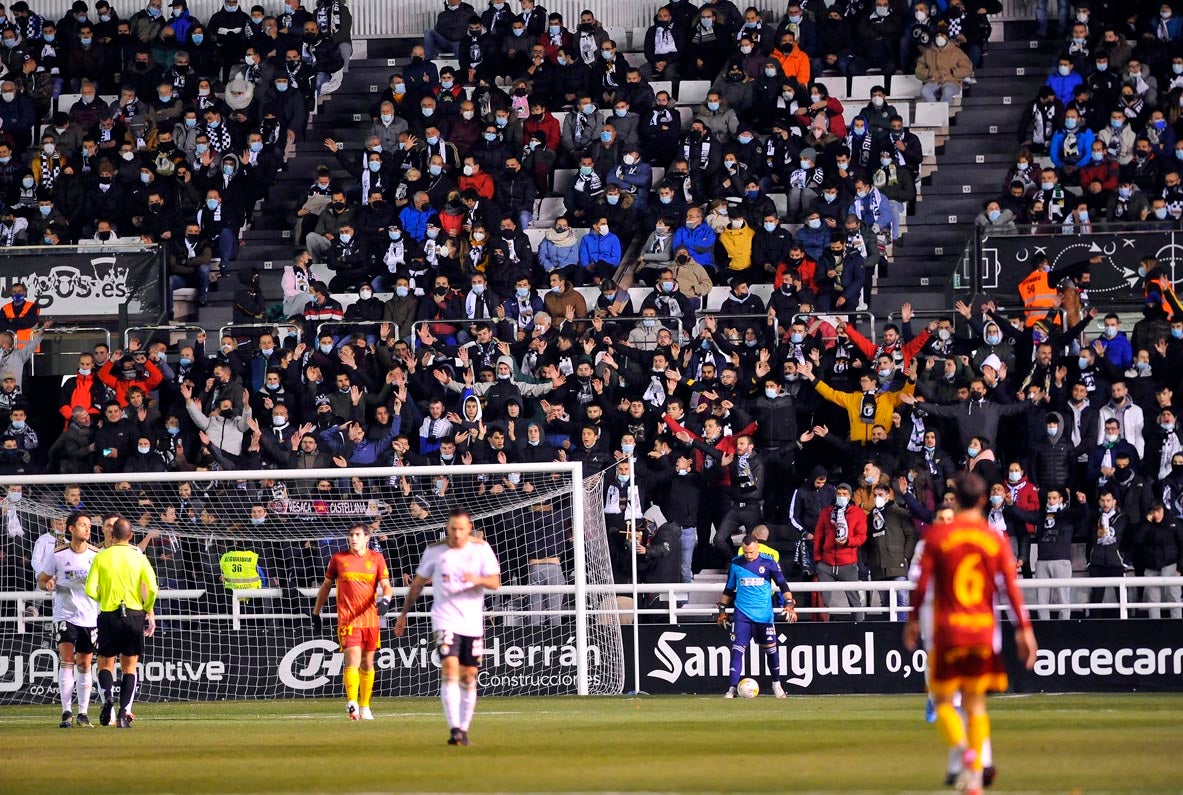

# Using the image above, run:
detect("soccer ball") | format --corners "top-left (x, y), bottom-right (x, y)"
top-left (737, 678), bottom-right (760, 698)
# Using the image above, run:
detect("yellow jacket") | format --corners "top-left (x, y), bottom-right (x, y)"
top-left (719, 224), bottom-right (755, 271)
top-left (814, 378), bottom-right (916, 444)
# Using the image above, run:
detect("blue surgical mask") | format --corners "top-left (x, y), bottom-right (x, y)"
top-left (191, 33), bottom-right (204, 44)
top-left (967, 446), bottom-right (980, 458)
top-left (429, 164), bottom-right (442, 176)
top-left (989, 494), bottom-right (1004, 506)
top-left (987, 209), bottom-right (1001, 222)
top-left (706, 101), bottom-right (719, 111)
top-left (835, 495), bottom-right (849, 508)
top-left (600, 131), bottom-right (612, 142)
top-left (1078, 356), bottom-right (1090, 369)
top-left (80, 36), bottom-right (92, 45)
top-left (319, 343), bottom-right (333, 354)
top-left (276, 82), bottom-right (289, 92)
top-left (206, 198), bottom-right (219, 210)
top-left (1064, 117), bottom-right (1077, 130)
top-left (167, 426), bottom-right (180, 436)
top-left (38, 205), bottom-right (51, 217)
top-left (369, 160), bottom-right (382, 171)
top-left (516, 287), bottom-right (530, 298)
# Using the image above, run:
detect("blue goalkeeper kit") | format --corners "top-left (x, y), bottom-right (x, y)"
top-left (723, 554), bottom-right (791, 687)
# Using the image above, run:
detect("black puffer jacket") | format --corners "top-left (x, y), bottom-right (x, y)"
top-left (1132, 516), bottom-right (1183, 571)
top-left (1031, 411), bottom-right (1074, 490)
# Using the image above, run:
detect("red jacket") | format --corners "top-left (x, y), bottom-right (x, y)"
top-left (663, 414), bottom-right (757, 487)
top-left (845, 324), bottom-right (931, 369)
top-left (524, 112), bottom-right (561, 151)
top-left (97, 359), bottom-right (163, 406)
top-left (1077, 157), bottom-right (1120, 191)
top-left (1006, 477), bottom-right (1040, 535)
top-left (814, 503), bottom-right (867, 567)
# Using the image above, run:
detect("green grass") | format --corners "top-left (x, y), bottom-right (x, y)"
top-left (0, 694), bottom-right (1176, 794)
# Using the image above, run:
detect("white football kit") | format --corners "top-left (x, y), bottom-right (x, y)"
top-left (47, 545), bottom-right (100, 627)
top-left (416, 540), bottom-right (501, 638)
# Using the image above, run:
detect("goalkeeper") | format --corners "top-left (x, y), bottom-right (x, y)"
top-left (717, 535), bottom-right (797, 699)
top-left (312, 523), bottom-right (394, 720)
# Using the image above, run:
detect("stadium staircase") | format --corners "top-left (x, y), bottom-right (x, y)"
top-left (873, 26), bottom-right (1058, 320)
top-left (186, 27), bottom-right (1061, 336)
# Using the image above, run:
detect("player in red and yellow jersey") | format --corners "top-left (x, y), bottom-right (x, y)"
top-left (905, 473), bottom-right (1038, 795)
top-left (312, 523), bottom-right (393, 721)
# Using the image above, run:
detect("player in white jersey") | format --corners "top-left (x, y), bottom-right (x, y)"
top-left (37, 512), bottom-right (100, 728)
top-left (395, 508), bottom-right (501, 747)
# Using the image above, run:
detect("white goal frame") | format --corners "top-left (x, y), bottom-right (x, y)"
top-left (0, 462), bottom-right (599, 696)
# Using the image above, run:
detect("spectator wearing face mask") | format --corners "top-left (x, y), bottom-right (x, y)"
top-left (813, 482), bottom-right (867, 621)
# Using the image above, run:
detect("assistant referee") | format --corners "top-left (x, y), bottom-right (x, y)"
top-left (84, 517), bottom-right (158, 729)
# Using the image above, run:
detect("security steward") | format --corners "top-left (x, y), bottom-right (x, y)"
top-left (84, 517), bottom-right (158, 729)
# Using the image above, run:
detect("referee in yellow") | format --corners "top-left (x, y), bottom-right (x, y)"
top-left (85, 517), bottom-right (158, 729)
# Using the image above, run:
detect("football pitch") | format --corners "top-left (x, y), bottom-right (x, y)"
top-left (0, 693), bottom-right (1176, 794)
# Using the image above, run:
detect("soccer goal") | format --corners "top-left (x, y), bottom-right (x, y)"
top-left (0, 463), bottom-right (625, 703)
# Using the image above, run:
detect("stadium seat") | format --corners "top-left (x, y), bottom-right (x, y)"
top-left (553, 110), bottom-right (568, 129)
top-left (889, 75), bottom-right (924, 99)
top-left (913, 101), bottom-right (950, 129)
top-left (649, 80), bottom-right (673, 99)
top-left (770, 193), bottom-right (788, 218)
top-left (850, 75), bottom-right (883, 101)
top-left (534, 196), bottom-right (566, 226)
top-left (650, 166), bottom-right (665, 187)
top-left (816, 77), bottom-right (846, 99)
top-left (630, 27), bottom-right (648, 52)
top-left (677, 80), bottom-right (711, 105)
top-left (915, 129), bottom-right (936, 157)
top-left (677, 106), bottom-right (693, 127)
top-left (432, 58), bottom-right (459, 72)
top-left (553, 168), bottom-right (576, 195)
top-left (604, 26), bottom-right (626, 48)
top-left (622, 52), bottom-right (646, 68)
top-left (524, 228), bottom-right (547, 250)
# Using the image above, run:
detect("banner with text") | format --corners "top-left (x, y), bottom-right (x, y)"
top-left (0, 247), bottom-right (165, 322)
top-left (964, 228), bottom-right (1183, 303)
top-left (0, 625), bottom-right (607, 704)
top-left (623, 620), bottom-right (1183, 695)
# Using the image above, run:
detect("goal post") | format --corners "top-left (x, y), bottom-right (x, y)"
top-left (0, 463), bottom-right (624, 703)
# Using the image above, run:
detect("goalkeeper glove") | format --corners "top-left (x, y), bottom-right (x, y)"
top-left (310, 612), bottom-right (323, 630)
top-left (377, 596), bottom-right (392, 617)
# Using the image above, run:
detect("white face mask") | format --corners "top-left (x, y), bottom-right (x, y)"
top-left (873, 495), bottom-right (887, 509)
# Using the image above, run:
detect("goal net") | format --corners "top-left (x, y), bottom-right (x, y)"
top-left (0, 463), bottom-right (624, 703)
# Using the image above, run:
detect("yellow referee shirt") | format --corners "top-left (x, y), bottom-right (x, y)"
top-left (85, 543), bottom-right (159, 613)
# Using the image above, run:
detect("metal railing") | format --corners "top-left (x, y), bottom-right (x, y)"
top-left (319, 321), bottom-right (397, 341)
top-left (124, 324), bottom-right (207, 350)
top-left (792, 311), bottom-right (877, 343)
top-left (29, 326), bottom-right (111, 376)
top-left (4, 576), bottom-right (1180, 632)
top-left (218, 323), bottom-right (302, 346)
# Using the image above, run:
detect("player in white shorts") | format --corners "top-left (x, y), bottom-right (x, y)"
top-left (395, 508), bottom-right (501, 747)
top-left (37, 512), bottom-right (100, 728)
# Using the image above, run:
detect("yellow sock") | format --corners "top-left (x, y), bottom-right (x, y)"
top-left (358, 668), bottom-right (375, 708)
top-left (936, 702), bottom-right (967, 749)
top-left (344, 667), bottom-right (360, 703)
top-left (967, 713), bottom-right (990, 771)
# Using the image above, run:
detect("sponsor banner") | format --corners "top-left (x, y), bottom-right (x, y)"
top-left (267, 498), bottom-right (393, 518)
top-left (624, 621), bottom-right (1183, 695)
top-left (0, 247), bottom-right (165, 321)
top-left (966, 229), bottom-right (1181, 303)
top-left (0, 625), bottom-right (603, 704)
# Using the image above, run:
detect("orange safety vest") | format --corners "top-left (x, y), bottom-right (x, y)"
top-left (1017, 270), bottom-right (1056, 327)
top-left (1, 301), bottom-right (36, 347)
top-left (1145, 274), bottom-right (1180, 319)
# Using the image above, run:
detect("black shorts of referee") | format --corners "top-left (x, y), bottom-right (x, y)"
top-left (98, 608), bottom-right (145, 658)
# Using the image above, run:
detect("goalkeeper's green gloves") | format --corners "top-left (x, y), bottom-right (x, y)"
top-left (377, 597), bottom-right (392, 617)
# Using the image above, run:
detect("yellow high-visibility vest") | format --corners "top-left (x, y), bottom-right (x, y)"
top-left (219, 550), bottom-right (262, 589)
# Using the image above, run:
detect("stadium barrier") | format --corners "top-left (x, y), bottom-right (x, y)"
top-left (958, 221), bottom-right (1183, 301)
top-left (792, 311), bottom-right (877, 343)
top-left (2, 579), bottom-right (1180, 700)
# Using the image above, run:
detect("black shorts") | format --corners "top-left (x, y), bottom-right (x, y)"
top-left (436, 630), bottom-right (483, 668)
top-left (97, 609), bottom-right (145, 658)
top-left (54, 621), bottom-right (97, 655)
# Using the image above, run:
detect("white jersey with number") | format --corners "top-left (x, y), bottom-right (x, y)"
top-left (416, 540), bottom-right (501, 638)
top-left (47, 544), bottom-right (100, 627)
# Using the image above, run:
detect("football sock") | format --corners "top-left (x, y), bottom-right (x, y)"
top-left (343, 666), bottom-right (360, 704)
top-left (358, 668), bottom-right (374, 708)
top-left (441, 679), bottom-right (461, 729)
top-left (763, 646), bottom-right (782, 683)
top-left (728, 646), bottom-right (744, 687)
top-left (936, 702), bottom-right (966, 749)
top-left (59, 665), bottom-right (75, 713)
top-left (98, 669), bottom-right (114, 705)
top-left (967, 713), bottom-right (990, 772)
top-left (76, 665), bottom-right (93, 714)
top-left (118, 673), bottom-right (137, 713)
top-left (981, 737), bottom-right (993, 767)
top-left (459, 682), bottom-right (477, 731)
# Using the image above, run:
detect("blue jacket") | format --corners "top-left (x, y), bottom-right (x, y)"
top-left (1049, 127), bottom-right (1095, 169)
top-left (796, 222), bottom-right (830, 262)
top-left (398, 205), bottom-right (432, 242)
top-left (579, 231), bottom-right (622, 268)
top-left (538, 238), bottom-right (579, 272)
top-left (247, 350), bottom-right (284, 392)
top-left (606, 162), bottom-right (653, 210)
top-left (1095, 330), bottom-right (1133, 371)
top-left (0, 96), bottom-right (33, 140)
top-left (1046, 72), bottom-right (1083, 105)
top-left (502, 293), bottom-right (545, 328)
top-left (672, 223), bottom-right (717, 269)
top-left (319, 419), bottom-right (401, 466)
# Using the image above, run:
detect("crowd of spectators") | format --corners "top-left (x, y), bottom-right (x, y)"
top-left (0, 0), bottom-right (1181, 625)
top-left (1002, 1), bottom-right (1183, 233)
